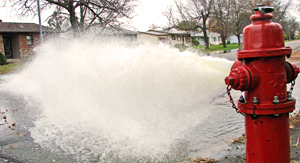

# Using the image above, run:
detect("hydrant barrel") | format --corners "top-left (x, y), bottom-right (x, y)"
top-left (224, 5), bottom-right (299, 163)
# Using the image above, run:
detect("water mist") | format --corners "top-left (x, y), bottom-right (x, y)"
top-left (0, 34), bottom-right (233, 162)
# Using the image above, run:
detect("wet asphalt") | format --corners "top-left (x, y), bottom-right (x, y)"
top-left (1, 40), bottom-right (300, 162)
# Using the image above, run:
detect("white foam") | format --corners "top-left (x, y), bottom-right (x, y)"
top-left (0, 34), bottom-right (232, 161)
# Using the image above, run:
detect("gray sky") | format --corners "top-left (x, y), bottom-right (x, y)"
top-left (0, 0), bottom-right (174, 31)
top-left (1, 0), bottom-right (298, 31)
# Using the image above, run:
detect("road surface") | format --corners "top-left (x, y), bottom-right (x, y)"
top-left (213, 39), bottom-right (300, 61)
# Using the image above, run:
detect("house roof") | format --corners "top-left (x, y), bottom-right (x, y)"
top-left (138, 28), bottom-right (190, 36)
top-left (88, 26), bottom-right (137, 35)
top-left (0, 22), bottom-right (57, 33)
top-left (168, 28), bottom-right (189, 34)
top-left (192, 33), bottom-right (204, 37)
top-left (191, 32), bottom-right (220, 37)
top-left (138, 31), bottom-right (168, 36)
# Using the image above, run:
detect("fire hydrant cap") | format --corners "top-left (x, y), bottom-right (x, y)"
top-left (238, 5), bottom-right (290, 58)
top-left (251, 5), bottom-right (274, 20)
top-left (251, 11), bottom-right (273, 20)
top-left (225, 76), bottom-right (235, 86)
top-left (225, 66), bottom-right (251, 91)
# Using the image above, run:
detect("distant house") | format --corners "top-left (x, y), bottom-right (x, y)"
top-left (137, 29), bottom-right (191, 46)
top-left (191, 32), bottom-right (222, 46)
top-left (0, 20), bottom-right (57, 60)
top-left (60, 26), bottom-right (138, 43)
top-left (228, 34), bottom-right (243, 44)
top-left (89, 26), bottom-right (137, 42)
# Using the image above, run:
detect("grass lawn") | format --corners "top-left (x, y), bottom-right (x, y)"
top-left (193, 43), bottom-right (241, 52)
top-left (0, 63), bottom-right (22, 74)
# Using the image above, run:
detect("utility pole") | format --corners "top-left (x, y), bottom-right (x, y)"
top-left (37, 0), bottom-right (43, 43)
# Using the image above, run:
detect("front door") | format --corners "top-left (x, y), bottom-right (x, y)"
top-left (3, 37), bottom-right (13, 58)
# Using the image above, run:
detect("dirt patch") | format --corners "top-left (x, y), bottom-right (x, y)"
top-left (288, 49), bottom-right (300, 67)
top-left (290, 113), bottom-right (300, 162)
top-left (184, 157), bottom-right (219, 163)
top-left (290, 49), bottom-right (300, 60)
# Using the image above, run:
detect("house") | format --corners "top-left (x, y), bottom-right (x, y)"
top-left (228, 34), bottom-right (243, 44)
top-left (191, 32), bottom-right (222, 46)
top-left (137, 28), bottom-right (191, 46)
top-left (60, 26), bottom-right (138, 44)
top-left (0, 20), bottom-right (57, 60)
top-left (88, 26), bottom-right (137, 42)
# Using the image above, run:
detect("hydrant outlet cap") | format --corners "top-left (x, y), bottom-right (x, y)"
top-left (225, 76), bottom-right (235, 86)
top-left (225, 66), bottom-right (251, 91)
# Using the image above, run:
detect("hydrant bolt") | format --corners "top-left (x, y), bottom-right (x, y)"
top-left (253, 97), bottom-right (259, 104)
top-left (273, 96), bottom-right (279, 104)
top-left (287, 92), bottom-right (293, 101)
top-left (239, 95), bottom-right (245, 103)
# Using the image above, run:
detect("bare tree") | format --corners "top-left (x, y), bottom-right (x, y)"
top-left (271, 0), bottom-right (292, 24)
top-left (209, 0), bottom-right (232, 48)
top-left (228, 0), bottom-right (292, 47)
top-left (244, 0), bottom-right (292, 23)
top-left (6, 0), bottom-right (137, 32)
top-left (148, 23), bottom-right (161, 30)
top-left (281, 16), bottom-right (300, 40)
top-left (163, 0), bottom-right (214, 50)
top-left (47, 6), bottom-right (69, 30)
top-left (230, 0), bottom-right (252, 46)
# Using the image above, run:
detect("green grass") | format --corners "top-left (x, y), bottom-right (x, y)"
top-left (0, 63), bottom-right (22, 74)
top-left (193, 43), bottom-right (241, 52)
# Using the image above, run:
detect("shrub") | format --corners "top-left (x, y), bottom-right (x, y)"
top-left (192, 39), bottom-right (200, 46)
top-left (0, 52), bottom-right (7, 65)
top-left (191, 37), bottom-right (200, 46)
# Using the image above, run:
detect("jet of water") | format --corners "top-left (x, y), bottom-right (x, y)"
top-left (0, 34), bottom-right (233, 162)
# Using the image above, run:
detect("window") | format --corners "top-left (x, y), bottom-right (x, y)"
top-left (172, 35), bottom-right (176, 40)
top-left (213, 37), bottom-right (217, 41)
top-left (177, 36), bottom-right (181, 41)
top-left (26, 36), bottom-right (33, 45)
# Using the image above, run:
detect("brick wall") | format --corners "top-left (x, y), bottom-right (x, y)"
top-left (18, 33), bottom-right (39, 59)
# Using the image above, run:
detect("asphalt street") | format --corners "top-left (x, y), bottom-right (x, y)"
top-left (0, 39), bottom-right (300, 162)
top-left (211, 39), bottom-right (300, 61)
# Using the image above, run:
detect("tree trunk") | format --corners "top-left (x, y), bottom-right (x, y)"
top-left (221, 32), bottom-right (227, 48)
top-left (202, 18), bottom-right (209, 50)
top-left (203, 30), bottom-right (209, 49)
top-left (68, 0), bottom-right (78, 33)
top-left (236, 34), bottom-right (241, 47)
top-left (70, 10), bottom-right (77, 31)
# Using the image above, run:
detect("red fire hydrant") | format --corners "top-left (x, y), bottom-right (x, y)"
top-left (225, 5), bottom-right (300, 162)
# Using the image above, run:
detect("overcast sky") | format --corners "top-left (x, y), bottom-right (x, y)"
top-left (0, 0), bottom-right (174, 31)
top-left (1, 0), bottom-right (299, 31)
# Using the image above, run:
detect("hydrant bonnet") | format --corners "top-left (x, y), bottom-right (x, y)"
top-left (237, 5), bottom-right (291, 58)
